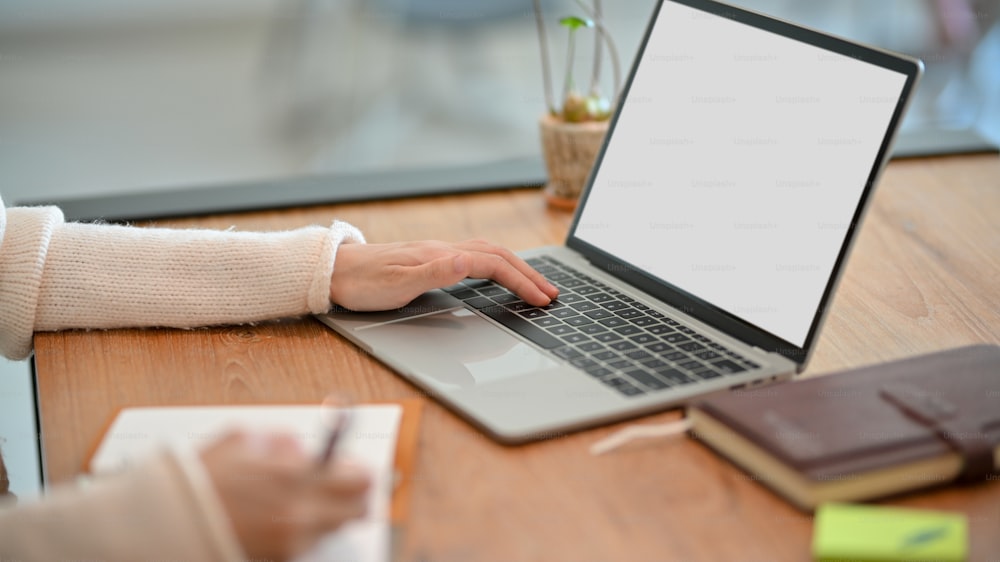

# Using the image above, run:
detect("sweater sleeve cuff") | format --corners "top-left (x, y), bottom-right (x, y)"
top-left (0, 206), bottom-right (64, 360)
top-left (168, 446), bottom-right (247, 562)
top-left (308, 220), bottom-right (366, 314)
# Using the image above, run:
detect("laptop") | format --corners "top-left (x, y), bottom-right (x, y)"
top-left (317, 0), bottom-right (923, 443)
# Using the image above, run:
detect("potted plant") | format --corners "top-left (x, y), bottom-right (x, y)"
top-left (534, 0), bottom-right (622, 209)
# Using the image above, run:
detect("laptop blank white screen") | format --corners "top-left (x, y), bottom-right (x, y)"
top-left (574, 1), bottom-right (908, 347)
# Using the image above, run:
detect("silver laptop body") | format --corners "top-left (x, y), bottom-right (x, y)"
top-left (317, 0), bottom-right (922, 443)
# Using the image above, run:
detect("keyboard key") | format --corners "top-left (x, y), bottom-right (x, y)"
top-left (479, 286), bottom-right (507, 297)
top-left (479, 305), bottom-right (563, 349)
top-left (548, 325), bottom-right (575, 336)
top-left (712, 359), bottom-right (747, 374)
top-left (625, 350), bottom-right (653, 362)
top-left (694, 368), bottom-right (722, 379)
top-left (641, 358), bottom-right (668, 369)
top-left (588, 293), bottom-right (614, 303)
top-left (556, 293), bottom-right (586, 304)
top-left (616, 309), bottom-right (644, 319)
top-left (613, 325), bottom-right (642, 336)
top-left (664, 351), bottom-right (688, 362)
top-left (663, 333), bottom-right (690, 344)
top-left (578, 342), bottom-right (605, 353)
top-left (505, 301), bottom-right (537, 312)
top-left (465, 296), bottom-right (495, 309)
top-left (579, 323), bottom-right (608, 334)
top-left (593, 350), bottom-right (619, 362)
top-left (560, 278), bottom-right (586, 288)
top-left (570, 301), bottom-right (600, 312)
top-left (584, 366), bottom-right (613, 378)
top-left (552, 346), bottom-right (583, 360)
top-left (599, 317), bottom-right (629, 328)
top-left (608, 359), bottom-right (633, 371)
top-left (594, 332), bottom-right (623, 343)
top-left (646, 342), bottom-right (673, 354)
top-left (492, 292), bottom-right (520, 305)
top-left (442, 283), bottom-right (468, 293)
top-left (625, 369), bottom-right (669, 390)
top-left (452, 289), bottom-right (478, 300)
top-left (519, 309), bottom-right (548, 319)
top-left (550, 308), bottom-right (579, 319)
top-left (570, 357), bottom-right (599, 369)
top-left (656, 368), bottom-right (696, 385)
top-left (678, 342), bottom-right (705, 352)
top-left (678, 360), bottom-right (703, 371)
top-left (615, 384), bottom-right (646, 397)
top-left (629, 334), bottom-right (656, 345)
top-left (532, 316), bottom-right (561, 327)
top-left (602, 301), bottom-right (630, 311)
top-left (609, 341), bottom-right (637, 352)
top-left (695, 350), bottom-right (722, 360)
top-left (630, 316), bottom-right (658, 327)
top-left (562, 333), bottom-right (590, 344)
top-left (564, 316), bottom-right (594, 327)
top-left (647, 324), bottom-right (675, 335)
top-left (584, 309), bottom-right (615, 320)
top-left (574, 285), bottom-right (600, 295)
top-left (462, 278), bottom-right (494, 289)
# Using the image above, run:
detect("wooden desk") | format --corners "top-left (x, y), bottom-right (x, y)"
top-left (34, 155), bottom-right (1000, 561)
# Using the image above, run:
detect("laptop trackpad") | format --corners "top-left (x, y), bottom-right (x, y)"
top-left (358, 308), bottom-right (560, 389)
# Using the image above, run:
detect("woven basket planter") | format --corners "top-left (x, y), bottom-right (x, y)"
top-left (539, 114), bottom-right (610, 210)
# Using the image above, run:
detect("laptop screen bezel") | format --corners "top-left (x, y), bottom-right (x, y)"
top-left (564, 0), bottom-right (923, 368)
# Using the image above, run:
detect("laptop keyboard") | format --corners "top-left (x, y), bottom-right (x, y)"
top-left (443, 255), bottom-right (761, 398)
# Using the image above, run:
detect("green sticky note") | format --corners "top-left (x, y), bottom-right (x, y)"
top-left (812, 503), bottom-right (968, 562)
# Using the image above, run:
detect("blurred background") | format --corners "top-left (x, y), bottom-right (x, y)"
top-left (0, 0), bottom-right (998, 497)
top-left (0, 0), bottom-right (997, 208)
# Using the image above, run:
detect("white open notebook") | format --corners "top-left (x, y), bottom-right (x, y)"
top-left (89, 404), bottom-right (403, 562)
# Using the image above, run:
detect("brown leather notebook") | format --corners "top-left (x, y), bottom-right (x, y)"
top-left (686, 344), bottom-right (1000, 511)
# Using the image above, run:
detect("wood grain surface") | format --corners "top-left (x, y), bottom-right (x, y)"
top-left (34, 154), bottom-right (1000, 561)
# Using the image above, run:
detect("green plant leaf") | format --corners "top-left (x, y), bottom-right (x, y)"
top-left (559, 16), bottom-right (593, 30)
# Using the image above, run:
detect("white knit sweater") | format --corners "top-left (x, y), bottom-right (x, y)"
top-left (0, 194), bottom-right (364, 360)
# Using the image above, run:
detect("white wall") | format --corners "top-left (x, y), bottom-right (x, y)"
top-left (0, 0), bottom-right (276, 30)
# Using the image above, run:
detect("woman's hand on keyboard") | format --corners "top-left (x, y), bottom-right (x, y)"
top-left (329, 239), bottom-right (559, 311)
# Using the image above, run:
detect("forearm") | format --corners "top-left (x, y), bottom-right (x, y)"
top-left (34, 220), bottom-right (364, 331)
top-left (0, 449), bottom-right (244, 562)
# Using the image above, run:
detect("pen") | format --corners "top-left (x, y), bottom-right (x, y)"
top-left (317, 404), bottom-right (352, 468)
